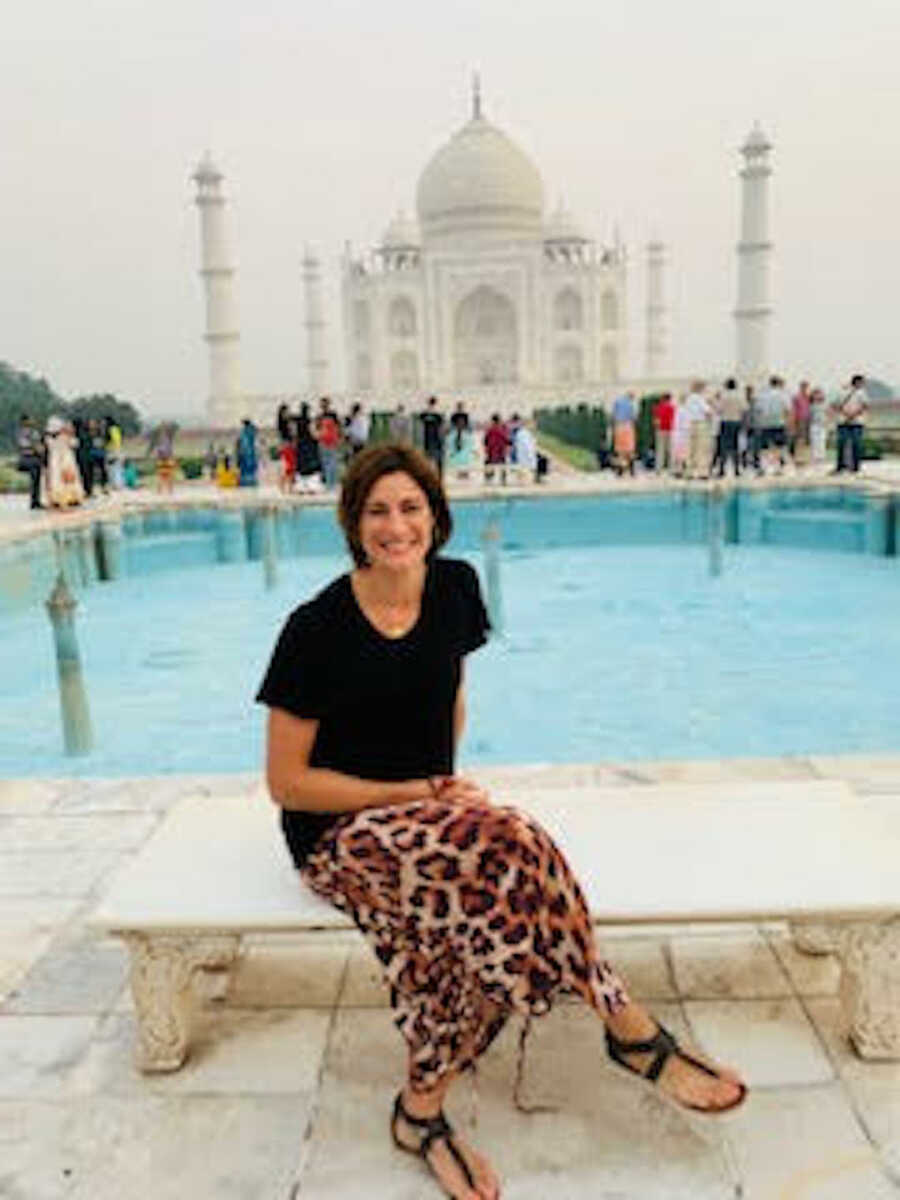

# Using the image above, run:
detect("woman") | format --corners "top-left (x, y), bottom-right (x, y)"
top-left (295, 403), bottom-right (322, 492)
top-left (257, 444), bottom-right (745, 1200)
top-left (42, 416), bottom-right (85, 509)
top-left (236, 419), bottom-right (259, 487)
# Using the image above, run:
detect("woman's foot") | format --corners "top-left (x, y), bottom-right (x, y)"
top-left (392, 1091), bottom-right (501, 1200)
top-left (605, 1004), bottom-right (745, 1113)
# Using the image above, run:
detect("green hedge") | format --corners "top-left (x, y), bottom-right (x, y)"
top-left (535, 404), bottom-right (608, 453)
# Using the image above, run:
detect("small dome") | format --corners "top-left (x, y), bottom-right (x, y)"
top-left (544, 204), bottom-right (586, 243)
top-left (742, 123), bottom-right (771, 154)
top-left (381, 211), bottom-right (420, 248)
top-left (193, 151), bottom-right (222, 184)
top-left (416, 112), bottom-right (544, 240)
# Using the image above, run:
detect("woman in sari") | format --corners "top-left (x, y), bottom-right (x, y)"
top-left (41, 416), bottom-right (85, 509)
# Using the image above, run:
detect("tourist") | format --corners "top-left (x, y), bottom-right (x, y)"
top-left (105, 416), bottom-right (123, 489)
top-left (72, 417), bottom-right (93, 497)
top-left (449, 402), bottom-right (470, 452)
top-left (276, 403), bottom-right (292, 445)
top-left (215, 453), bottom-right (238, 488)
top-left (42, 416), bottom-right (85, 509)
top-left (506, 412), bottom-right (522, 466)
top-left (89, 419), bottom-right (109, 495)
top-left (809, 387), bottom-right (828, 467)
top-left (315, 398), bottom-right (342, 488)
top-left (832, 373), bottom-right (868, 474)
top-left (756, 375), bottom-right (790, 475)
top-left (15, 414), bottom-right (44, 510)
top-left (445, 404), bottom-right (474, 478)
top-left (652, 392), bottom-right (675, 474)
top-left (235, 419), bottom-right (259, 487)
top-left (671, 394), bottom-right (690, 477)
top-left (279, 420), bottom-right (297, 493)
top-left (513, 419), bottom-right (539, 482)
top-left (122, 458), bottom-right (139, 489)
top-left (295, 403), bottom-right (322, 492)
top-left (419, 396), bottom-right (445, 477)
top-left (716, 378), bottom-right (744, 478)
top-left (257, 443), bottom-right (747, 1200)
top-left (791, 380), bottom-right (812, 467)
top-left (483, 413), bottom-right (509, 484)
top-left (684, 382), bottom-right (711, 479)
top-left (742, 385), bottom-right (761, 473)
top-left (611, 391), bottom-right (637, 476)
top-left (390, 403), bottom-right (413, 444)
top-left (153, 423), bottom-right (177, 495)
top-left (346, 402), bottom-right (370, 456)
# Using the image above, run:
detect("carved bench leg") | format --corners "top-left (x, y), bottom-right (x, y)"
top-left (124, 933), bottom-right (241, 1072)
top-left (789, 920), bottom-right (841, 955)
top-left (839, 918), bottom-right (900, 1060)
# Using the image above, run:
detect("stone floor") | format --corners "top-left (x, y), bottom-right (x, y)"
top-left (2, 757), bottom-right (900, 1199)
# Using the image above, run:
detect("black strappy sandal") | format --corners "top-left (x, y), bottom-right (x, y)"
top-left (391, 1091), bottom-right (483, 1196)
top-left (605, 1022), bottom-right (747, 1114)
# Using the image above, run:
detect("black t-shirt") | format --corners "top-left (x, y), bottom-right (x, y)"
top-left (420, 410), bottom-right (444, 452)
top-left (256, 556), bottom-right (490, 867)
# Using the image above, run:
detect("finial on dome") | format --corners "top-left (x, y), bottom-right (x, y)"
top-left (472, 71), bottom-right (482, 120)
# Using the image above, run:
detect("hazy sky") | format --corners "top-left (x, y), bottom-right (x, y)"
top-left (2, 0), bottom-right (898, 419)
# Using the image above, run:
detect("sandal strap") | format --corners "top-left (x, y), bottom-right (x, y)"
top-left (392, 1093), bottom-right (476, 1191)
top-left (606, 1022), bottom-right (678, 1083)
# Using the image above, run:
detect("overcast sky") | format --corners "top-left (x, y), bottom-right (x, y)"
top-left (1, 0), bottom-right (898, 419)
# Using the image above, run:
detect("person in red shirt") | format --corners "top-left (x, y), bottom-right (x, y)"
top-left (653, 393), bottom-right (676, 474)
top-left (483, 413), bottom-right (510, 484)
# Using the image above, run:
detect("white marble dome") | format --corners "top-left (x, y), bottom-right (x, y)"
top-left (416, 113), bottom-right (544, 241)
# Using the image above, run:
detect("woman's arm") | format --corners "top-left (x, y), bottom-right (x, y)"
top-left (453, 668), bottom-right (466, 751)
top-left (266, 707), bottom-right (432, 813)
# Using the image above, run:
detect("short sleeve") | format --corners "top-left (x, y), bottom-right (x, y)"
top-left (451, 559), bottom-right (491, 656)
top-left (255, 606), bottom-right (329, 719)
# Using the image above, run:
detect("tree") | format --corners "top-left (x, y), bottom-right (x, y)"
top-left (0, 364), bottom-right (144, 452)
top-left (67, 393), bottom-right (142, 437)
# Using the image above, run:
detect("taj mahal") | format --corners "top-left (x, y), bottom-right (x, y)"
top-left (193, 82), bottom-right (773, 427)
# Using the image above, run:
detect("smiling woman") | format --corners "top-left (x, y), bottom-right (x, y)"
top-left (255, 441), bottom-right (746, 1200)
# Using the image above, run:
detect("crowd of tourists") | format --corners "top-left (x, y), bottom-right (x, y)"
top-left (15, 413), bottom-right (125, 511)
top-left (609, 374), bottom-right (870, 479)
top-left (271, 395), bottom-right (549, 492)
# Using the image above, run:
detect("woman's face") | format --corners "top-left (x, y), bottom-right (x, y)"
top-left (358, 471), bottom-right (435, 572)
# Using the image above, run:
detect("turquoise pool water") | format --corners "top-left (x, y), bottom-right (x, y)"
top-left (2, 490), bottom-right (897, 776)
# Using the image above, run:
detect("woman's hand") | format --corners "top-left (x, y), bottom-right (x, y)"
top-left (430, 775), bottom-right (491, 807)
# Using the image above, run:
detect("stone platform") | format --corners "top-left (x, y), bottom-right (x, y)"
top-left (2, 755), bottom-right (900, 1198)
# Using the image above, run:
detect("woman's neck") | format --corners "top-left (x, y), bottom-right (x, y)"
top-left (353, 562), bottom-right (426, 607)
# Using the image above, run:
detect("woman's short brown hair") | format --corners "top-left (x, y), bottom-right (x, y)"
top-left (338, 442), bottom-right (453, 567)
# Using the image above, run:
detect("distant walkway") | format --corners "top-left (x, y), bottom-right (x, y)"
top-left (2, 457), bottom-right (898, 549)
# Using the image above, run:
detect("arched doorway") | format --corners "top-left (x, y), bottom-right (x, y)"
top-left (453, 286), bottom-right (518, 386)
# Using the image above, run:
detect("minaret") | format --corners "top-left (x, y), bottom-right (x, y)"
top-left (645, 239), bottom-right (667, 378)
top-left (301, 246), bottom-right (328, 395)
top-left (734, 124), bottom-right (773, 382)
top-left (192, 153), bottom-right (241, 427)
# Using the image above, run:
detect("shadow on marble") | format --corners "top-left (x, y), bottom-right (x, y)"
top-left (669, 930), bottom-right (792, 1000)
top-left (764, 927), bottom-right (841, 997)
top-left (223, 936), bottom-right (349, 1009)
top-left (295, 1004), bottom-right (738, 1198)
top-left (75, 1007), bottom-right (332, 1097)
top-left (1, 932), bottom-right (127, 1016)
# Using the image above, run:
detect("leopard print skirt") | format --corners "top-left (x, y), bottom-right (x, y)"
top-left (301, 800), bottom-right (629, 1091)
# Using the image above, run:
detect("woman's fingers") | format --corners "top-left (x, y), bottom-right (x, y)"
top-left (437, 777), bottom-right (491, 806)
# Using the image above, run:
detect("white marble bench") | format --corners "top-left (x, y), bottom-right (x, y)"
top-left (89, 780), bottom-right (900, 1072)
